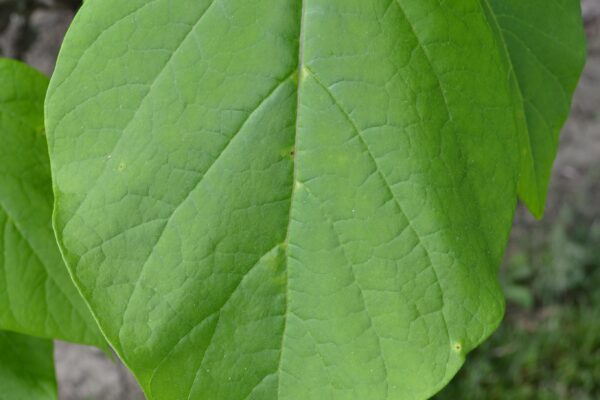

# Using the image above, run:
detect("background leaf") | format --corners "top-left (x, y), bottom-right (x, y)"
top-left (0, 58), bottom-right (105, 347)
top-left (45, 1), bottom-right (585, 399)
top-left (483, 0), bottom-right (586, 217)
top-left (0, 330), bottom-right (56, 400)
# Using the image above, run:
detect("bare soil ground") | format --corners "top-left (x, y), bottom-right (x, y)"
top-left (1, 1), bottom-right (599, 398)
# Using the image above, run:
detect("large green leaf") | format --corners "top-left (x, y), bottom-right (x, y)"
top-left (45, 1), bottom-right (585, 399)
top-left (0, 330), bottom-right (56, 400)
top-left (0, 58), bottom-right (105, 347)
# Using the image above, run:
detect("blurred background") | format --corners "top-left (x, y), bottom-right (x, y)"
top-left (1, 0), bottom-right (599, 399)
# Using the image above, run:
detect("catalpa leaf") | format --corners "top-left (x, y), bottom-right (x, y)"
top-left (0, 59), bottom-right (105, 348)
top-left (45, 1), bottom-right (585, 399)
top-left (0, 330), bottom-right (56, 400)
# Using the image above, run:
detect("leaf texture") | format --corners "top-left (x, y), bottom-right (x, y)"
top-left (45, 1), bottom-right (585, 399)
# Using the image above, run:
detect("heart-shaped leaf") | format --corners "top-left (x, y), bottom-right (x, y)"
top-left (46, 1), bottom-right (585, 398)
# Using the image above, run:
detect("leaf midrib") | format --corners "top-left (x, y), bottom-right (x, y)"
top-left (276, 0), bottom-right (307, 397)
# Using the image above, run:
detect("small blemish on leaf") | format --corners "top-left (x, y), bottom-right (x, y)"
top-left (301, 66), bottom-right (310, 80)
top-left (118, 162), bottom-right (127, 172)
top-left (453, 342), bottom-right (463, 353)
top-left (280, 147), bottom-right (295, 159)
